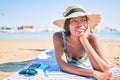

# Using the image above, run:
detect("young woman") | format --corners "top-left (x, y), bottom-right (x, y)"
top-left (53, 4), bottom-right (120, 80)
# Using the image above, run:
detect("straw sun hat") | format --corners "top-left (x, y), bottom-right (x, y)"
top-left (53, 4), bottom-right (101, 31)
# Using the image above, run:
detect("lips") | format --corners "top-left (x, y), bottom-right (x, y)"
top-left (75, 27), bottom-right (85, 32)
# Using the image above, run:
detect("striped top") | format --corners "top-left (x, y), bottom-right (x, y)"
top-left (61, 31), bottom-right (92, 68)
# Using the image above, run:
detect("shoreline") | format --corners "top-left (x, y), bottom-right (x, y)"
top-left (0, 40), bottom-right (120, 79)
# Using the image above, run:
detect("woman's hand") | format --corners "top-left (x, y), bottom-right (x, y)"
top-left (93, 71), bottom-right (112, 80)
top-left (93, 71), bottom-right (120, 80)
top-left (79, 25), bottom-right (91, 41)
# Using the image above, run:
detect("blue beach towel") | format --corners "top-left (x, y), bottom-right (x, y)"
top-left (4, 47), bottom-right (120, 80)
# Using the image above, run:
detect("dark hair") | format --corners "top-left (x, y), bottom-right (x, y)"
top-left (64, 19), bottom-right (71, 36)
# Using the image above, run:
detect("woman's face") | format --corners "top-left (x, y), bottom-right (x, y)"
top-left (69, 16), bottom-right (88, 37)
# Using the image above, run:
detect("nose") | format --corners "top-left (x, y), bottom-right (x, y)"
top-left (76, 21), bottom-right (84, 27)
top-left (76, 21), bottom-right (81, 25)
top-left (76, 22), bottom-right (84, 27)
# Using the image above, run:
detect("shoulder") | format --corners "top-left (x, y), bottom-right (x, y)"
top-left (53, 32), bottom-right (62, 37)
top-left (53, 32), bottom-right (65, 50)
top-left (92, 34), bottom-right (98, 38)
top-left (88, 33), bottom-right (99, 42)
top-left (53, 31), bottom-right (63, 43)
top-left (53, 32), bottom-right (63, 39)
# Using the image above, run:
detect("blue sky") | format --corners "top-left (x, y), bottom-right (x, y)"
top-left (0, 0), bottom-right (120, 30)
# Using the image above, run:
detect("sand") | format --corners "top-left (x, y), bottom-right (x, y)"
top-left (0, 40), bottom-right (120, 79)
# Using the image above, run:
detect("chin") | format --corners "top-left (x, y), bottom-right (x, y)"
top-left (78, 33), bottom-right (84, 37)
top-left (79, 31), bottom-right (84, 35)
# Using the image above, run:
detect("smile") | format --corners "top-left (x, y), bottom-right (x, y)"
top-left (75, 26), bottom-right (85, 32)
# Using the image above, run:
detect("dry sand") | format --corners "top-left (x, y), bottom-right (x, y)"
top-left (0, 40), bottom-right (120, 79)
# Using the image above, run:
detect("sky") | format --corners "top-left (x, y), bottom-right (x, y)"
top-left (0, 0), bottom-right (120, 30)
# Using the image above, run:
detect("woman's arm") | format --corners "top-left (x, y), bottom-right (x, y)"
top-left (79, 26), bottom-right (110, 72)
top-left (53, 32), bottom-right (117, 80)
top-left (53, 32), bottom-right (95, 77)
top-left (89, 34), bottom-right (109, 64)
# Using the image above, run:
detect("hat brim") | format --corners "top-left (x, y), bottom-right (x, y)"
top-left (53, 12), bottom-right (101, 31)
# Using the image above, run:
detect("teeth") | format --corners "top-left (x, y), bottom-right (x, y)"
top-left (76, 27), bottom-right (85, 32)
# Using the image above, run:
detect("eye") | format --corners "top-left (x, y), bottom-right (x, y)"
top-left (81, 19), bottom-right (87, 23)
top-left (70, 19), bottom-right (77, 24)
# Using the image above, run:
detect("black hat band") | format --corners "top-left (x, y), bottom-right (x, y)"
top-left (65, 8), bottom-right (85, 17)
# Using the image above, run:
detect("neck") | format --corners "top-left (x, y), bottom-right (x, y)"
top-left (67, 35), bottom-right (80, 44)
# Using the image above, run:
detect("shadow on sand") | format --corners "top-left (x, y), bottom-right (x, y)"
top-left (0, 60), bottom-right (32, 72)
top-left (19, 48), bottom-right (46, 51)
top-left (0, 48), bottom-right (46, 72)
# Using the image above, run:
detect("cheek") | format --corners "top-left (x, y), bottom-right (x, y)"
top-left (69, 26), bottom-right (76, 35)
top-left (69, 28), bottom-right (73, 33)
top-left (69, 25), bottom-right (74, 31)
top-left (84, 24), bottom-right (88, 29)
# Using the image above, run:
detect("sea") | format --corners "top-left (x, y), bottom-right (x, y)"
top-left (0, 31), bottom-right (120, 40)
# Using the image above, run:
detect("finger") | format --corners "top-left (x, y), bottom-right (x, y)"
top-left (103, 73), bottom-right (112, 80)
top-left (109, 74), bottom-right (118, 80)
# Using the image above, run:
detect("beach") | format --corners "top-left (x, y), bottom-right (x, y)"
top-left (0, 40), bottom-right (120, 79)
